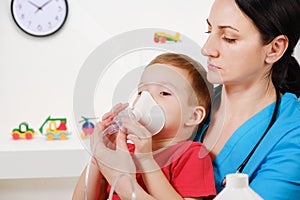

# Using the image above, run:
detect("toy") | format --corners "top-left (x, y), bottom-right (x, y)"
top-left (11, 122), bottom-right (35, 140)
top-left (39, 116), bottom-right (71, 140)
top-left (154, 32), bottom-right (180, 43)
top-left (79, 116), bottom-right (97, 139)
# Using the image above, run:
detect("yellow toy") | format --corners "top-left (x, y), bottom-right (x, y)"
top-left (39, 116), bottom-right (71, 140)
top-left (154, 32), bottom-right (180, 43)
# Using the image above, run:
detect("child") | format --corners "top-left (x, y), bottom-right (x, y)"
top-left (73, 53), bottom-right (216, 200)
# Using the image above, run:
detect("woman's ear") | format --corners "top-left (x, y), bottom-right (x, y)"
top-left (265, 35), bottom-right (289, 64)
top-left (185, 106), bottom-right (206, 127)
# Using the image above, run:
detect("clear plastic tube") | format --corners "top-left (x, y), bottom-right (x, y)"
top-left (108, 173), bottom-right (136, 200)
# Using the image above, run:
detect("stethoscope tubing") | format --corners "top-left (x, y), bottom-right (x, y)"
top-left (220, 89), bottom-right (281, 186)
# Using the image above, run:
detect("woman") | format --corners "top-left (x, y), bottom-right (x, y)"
top-left (196, 0), bottom-right (300, 198)
top-left (74, 0), bottom-right (300, 199)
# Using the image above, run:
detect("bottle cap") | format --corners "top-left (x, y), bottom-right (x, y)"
top-left (226, 173), bottom-right (249, 188)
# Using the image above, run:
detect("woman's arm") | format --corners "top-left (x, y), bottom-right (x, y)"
top-left (250, 130), bottom-right (300, 200)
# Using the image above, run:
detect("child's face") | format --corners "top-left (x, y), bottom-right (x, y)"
top-left (135, 63), bottom-right (198, 139)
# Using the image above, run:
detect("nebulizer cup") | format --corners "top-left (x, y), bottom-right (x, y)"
top-left (103, 91), bottom-right (166, 136)
top-left (84, 91), bottom-right (165, 200)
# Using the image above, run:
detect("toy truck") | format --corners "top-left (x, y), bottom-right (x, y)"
top-left (11, 122), bottom-right (35, 140)
top-left (39, 116), bottom-right (71, 140)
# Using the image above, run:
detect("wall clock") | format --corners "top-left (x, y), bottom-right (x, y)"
top-left (11, 0), bottom-right (68, 37)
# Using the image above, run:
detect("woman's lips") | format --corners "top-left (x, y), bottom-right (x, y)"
top-left (207, 63), bottom-right (221, 71)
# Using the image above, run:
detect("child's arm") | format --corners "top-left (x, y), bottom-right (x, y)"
top-left (122, 119), bottom-right (207, 200)
top-left (72, 159), bottom-right (108, 200)
top-left (73, 103), bottom-right (129, 200)
top-left (137, 154), bottom-right (203, 200)
top-left (89, 122), bottom-right (204, 200)
top-left (141, 159), bottom-right (196, 200)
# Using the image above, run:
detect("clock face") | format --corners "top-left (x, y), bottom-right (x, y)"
top-left (11, 0), bottom-right (68, 37)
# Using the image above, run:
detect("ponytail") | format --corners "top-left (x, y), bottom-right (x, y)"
top-left (273, 55), bottom-right (300, 97)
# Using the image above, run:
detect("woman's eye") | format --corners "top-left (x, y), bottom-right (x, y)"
top-left (223, 36), bottom-right (236, 43)
top-left (160, 91), bottom-right (171, 96)
top-left (205, 30), bottom-right (211, 34)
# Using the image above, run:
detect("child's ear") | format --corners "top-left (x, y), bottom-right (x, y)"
top-left (265, 35), bottom-right (288, 64)
top-left (185, 106), bottom-right (206, 127)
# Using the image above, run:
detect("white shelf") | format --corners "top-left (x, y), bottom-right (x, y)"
top-left (0, 133), bottom-right (90, 180)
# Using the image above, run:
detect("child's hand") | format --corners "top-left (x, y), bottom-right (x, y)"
top-left (121, 117), bottom-right (161, 173)
top-left (121, 117), bottom-right (153, 154)
top-left (91, 103), bottom-right (129, 151)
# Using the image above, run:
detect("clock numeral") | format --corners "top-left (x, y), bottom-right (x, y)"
top-left (17, 4), bottom-right (22, 10)
top-left (37, 25), bottom-right (43, 31)
top-left (12, 0), bottom-right (68, 36)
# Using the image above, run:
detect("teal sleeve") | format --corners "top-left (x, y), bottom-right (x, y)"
top-left (250, 128), bottom-right (300, 200)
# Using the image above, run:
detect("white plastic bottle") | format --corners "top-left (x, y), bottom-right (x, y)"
top-left (214, 173), bottom-right (263, 200)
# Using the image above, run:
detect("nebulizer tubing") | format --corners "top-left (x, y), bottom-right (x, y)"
top-left (108, 173), bottom-right (137, 200)
top-left (84, 91), bottom-right (165, 200)
top-left (84, 138), bottom-right (137, 200)
top-left (84, 112), bottom-right (136, 200)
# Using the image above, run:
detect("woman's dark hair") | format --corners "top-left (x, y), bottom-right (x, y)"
top-left (235, 0), bottom-right (300, 97)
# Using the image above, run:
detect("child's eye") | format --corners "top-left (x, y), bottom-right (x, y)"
top-left (222, 36), bottom-right (236, 43)
top-left (137, 91), bottom-right (142, 95)
top-left (160, 91), bottom-right (171, 96)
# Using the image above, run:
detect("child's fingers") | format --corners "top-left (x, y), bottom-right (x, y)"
top-left (102, 111), bottom-right (114, 121)
top-left (127, 134), bottom-right (140, 144)
top-left (101, 102), bottom-right (129, 123)
top-left (121, 118), bottom-right (152, 139)
top-left (116, 132), bottom-right (129, 152)
top-left (90, 121), bottom-right (106, 149)
top-left (111, 103), bottom-right (129, 116)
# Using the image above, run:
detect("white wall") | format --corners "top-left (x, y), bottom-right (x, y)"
top-left (0, 0), bottom-right (299, 199)
top-left (0, 0), bottom-right (213, 200)
top-left (0, 0), bottom-right (214, 133)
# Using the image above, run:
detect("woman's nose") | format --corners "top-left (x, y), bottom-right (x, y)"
top-left (201, 34), bottom-right (219, 58)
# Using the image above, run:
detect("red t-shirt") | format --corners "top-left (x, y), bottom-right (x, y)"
top-left (107, 140), bottom-right (216, 199)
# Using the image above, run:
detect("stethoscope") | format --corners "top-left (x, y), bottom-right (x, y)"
top-left (217, 89), bottom-right (281, 187)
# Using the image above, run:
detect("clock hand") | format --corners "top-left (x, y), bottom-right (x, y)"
top-left (28, 1), bottom-right (43, 14)
top-left (27, 1), bottom-right (41, 10)
top-left (40, 0), bottom-right (53, 9)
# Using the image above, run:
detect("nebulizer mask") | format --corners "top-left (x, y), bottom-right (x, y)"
top-left (104, 91), bottom-right (165, 136)
top-left (84, 91), bottom-right (165, 200)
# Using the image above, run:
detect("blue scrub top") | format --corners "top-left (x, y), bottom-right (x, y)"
top-left (195, 92), bottom-right (300, 200)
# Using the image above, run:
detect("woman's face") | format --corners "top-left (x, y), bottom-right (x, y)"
top-left (202, 0), bottom-right (270, 86)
